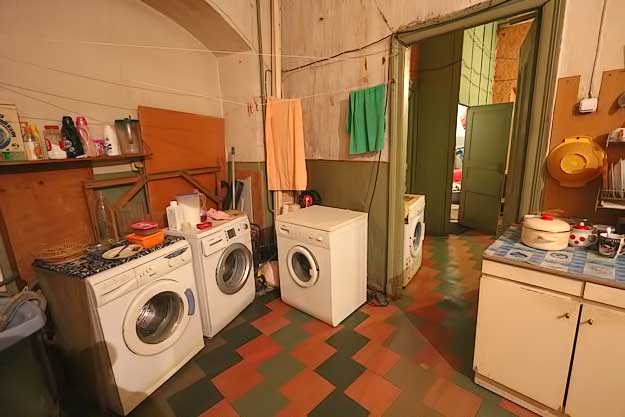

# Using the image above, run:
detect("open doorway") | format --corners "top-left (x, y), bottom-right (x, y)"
top-left (405, 14), bottom-right (538, 235)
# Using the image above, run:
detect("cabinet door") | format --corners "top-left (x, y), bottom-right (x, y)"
top-left (474, 275), bottom-right (580, 410)
top-left (566, 304), bottom-right (625, 417)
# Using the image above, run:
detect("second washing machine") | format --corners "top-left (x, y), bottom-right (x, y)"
top-left (170, 215), bottom-right (255, 337)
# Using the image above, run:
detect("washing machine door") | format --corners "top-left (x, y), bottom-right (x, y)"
top-left (287, 245), bottom-right (320, 288)
top-left (410, 220), bottom-right (424, 257)
top-left (215, 243), bottom-right (253, 295)
top-left (123, 279), bottom-right (195, 356)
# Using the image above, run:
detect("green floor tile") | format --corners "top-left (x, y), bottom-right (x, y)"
top-left (233, 384), bottom-right (288, 417)
top-left (196, 345), bottom-right (243, 378)
top-left (309, 390), bottom-right (368, 417)
top-left (476, 401), bottom-right (517, 417)
top-left (326, 329), bottom-right (369, 357)
top-left (221, 322), bottom-right (262, 349)
top-left (257, 351), bottom-right (305, 386)
top-left (271, 323), bottom-right (311, 351)
top-left (384, 326), bottom-right (427, 359)
top-left (384, 357), bottom-right (436, 398)
top-left (284, 308), bottom-right (314, 326)
top-left (167, 377), bottom-right (223, 417)
top-left (453, 373), bottom-right (501, 404)
top-left (315, 354), bottom-right (365, 390)
top-left (382, 392), bottom-right (444, 417)
top-left (341, 310), bottom-right (369, 329)
top-left (240, 301), bottom-right (271, 321)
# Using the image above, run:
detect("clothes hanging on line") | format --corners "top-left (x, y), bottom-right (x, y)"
top-left (346, 83), bottom-right (386, 154)
top-left (265, 97), bottom-right (307, 191)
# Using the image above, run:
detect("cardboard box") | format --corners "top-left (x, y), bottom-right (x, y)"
top-left (0, 104), bottom-right (25, 160)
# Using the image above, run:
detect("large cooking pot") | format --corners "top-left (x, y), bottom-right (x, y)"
top-left (521, 213), bottom-right (571, 251)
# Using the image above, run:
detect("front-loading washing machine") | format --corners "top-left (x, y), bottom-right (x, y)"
top-left (276, 205), bottom-right (368, 326)
top-left (403, 194), bottom-right (425, 286)
top-left (37, 239), bottom-right (204, 415)
top-left (170, 215), bottom-right (255, 337)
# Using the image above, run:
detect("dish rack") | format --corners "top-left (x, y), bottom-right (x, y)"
top-left (596, 135), bottom-right (625, 211)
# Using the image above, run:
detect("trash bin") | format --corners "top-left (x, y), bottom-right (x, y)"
top-left (0, 297), bottom-right (58, 417)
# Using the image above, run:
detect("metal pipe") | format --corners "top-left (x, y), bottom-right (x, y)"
top-left (231, 147), bottom-right (236, 210)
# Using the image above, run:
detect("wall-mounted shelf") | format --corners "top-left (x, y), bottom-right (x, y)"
top-left (0, 153), bottom-right (151, 173)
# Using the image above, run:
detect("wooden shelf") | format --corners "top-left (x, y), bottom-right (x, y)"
top-left (0, 153), bottom-right (150, 172)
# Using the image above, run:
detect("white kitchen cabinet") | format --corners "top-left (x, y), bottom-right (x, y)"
top-left (565, 303), bottom-right (625, 417)
top-left (474, 275), bottom-right (580, 411)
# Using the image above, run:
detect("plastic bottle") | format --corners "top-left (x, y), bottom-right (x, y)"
top-left (75, 116), bottom-right (96, 156)
top-left (95, 192), bottom-right (115, 244)
top-left (28, 124), bottom-right (46, 159)
top-left (103, 125), bottom-right (121, 156)
top-left (61, 116), bottom-right (84, 158)
top-left (23, 130), bottom-right (38, 161)
top-left (166, 201), bottom-right (183, 231)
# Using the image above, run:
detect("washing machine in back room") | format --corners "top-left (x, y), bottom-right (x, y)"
top-left (403, 194), bottom-right (425, 287)
top-left (276, 205), bottom-right (368, 327)
top-left (169, 214), bottom-right (255, 338)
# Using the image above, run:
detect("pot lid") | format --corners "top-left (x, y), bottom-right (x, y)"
top-left (524, 213), bottom-right (571, 233)
top-left (572, 222), bottom-right (593, 230)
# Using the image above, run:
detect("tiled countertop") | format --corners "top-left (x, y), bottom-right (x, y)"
top-left (33, 236), bottom-right (183, 279)
top-left (483, 225), bottom-right (625, 290)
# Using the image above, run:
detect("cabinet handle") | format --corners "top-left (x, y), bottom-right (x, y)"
top-left (558, 313), bottom-right (570, 319)
top-left (581, 318), bottom-right (594, 325)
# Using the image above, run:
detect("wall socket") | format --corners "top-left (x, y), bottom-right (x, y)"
top-left (579, 97), bottom-right (598, 113)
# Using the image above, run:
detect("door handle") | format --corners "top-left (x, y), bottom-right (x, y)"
top-left (581, 318), bottom-right (594, 325)
top-left (557, 313), bottom-right (570, 319)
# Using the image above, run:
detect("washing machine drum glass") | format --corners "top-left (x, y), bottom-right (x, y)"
top-left (287, 246), bottom-right (319, 287)
top-left (217, 243), bottom-right (252, 295)
top-left (410, 222), bottom-right (423, 257)
top-left (136, 291), bottom-right (183, 344)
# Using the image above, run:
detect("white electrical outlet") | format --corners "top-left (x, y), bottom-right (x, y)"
top-left (579, 97), bottom-right (598, 113)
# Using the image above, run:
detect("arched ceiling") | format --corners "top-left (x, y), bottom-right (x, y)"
top-left (143, 0), bottom-right (253, 54)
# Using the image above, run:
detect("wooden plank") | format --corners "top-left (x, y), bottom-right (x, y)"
top-left (542, 70), bottom-right (625, 225)
top-left (0, 168), bottom-right (95, 282)
top-left (139, 106), bottom-right (226, 225)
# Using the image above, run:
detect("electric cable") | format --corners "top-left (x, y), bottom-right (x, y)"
top-left (588, 0), bottom-right (609, 98)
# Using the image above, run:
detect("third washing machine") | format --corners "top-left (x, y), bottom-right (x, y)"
top-left (403, 194), bottom-right (425, 287)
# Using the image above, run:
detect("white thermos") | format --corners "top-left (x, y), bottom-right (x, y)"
top-left (103, 125), bottom-right (121, 156)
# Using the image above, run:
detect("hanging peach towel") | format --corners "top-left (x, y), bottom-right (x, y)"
top-left (265, 97), bottom-right (307, 190)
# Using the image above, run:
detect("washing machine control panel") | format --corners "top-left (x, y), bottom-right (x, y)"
top-left (276, 223), bottom-right (330, 249)
top-left (135, 247), bottom-right (191, 285)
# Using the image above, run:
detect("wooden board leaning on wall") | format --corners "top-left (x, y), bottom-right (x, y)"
top-left (543, 69), bottom-right (625, 224)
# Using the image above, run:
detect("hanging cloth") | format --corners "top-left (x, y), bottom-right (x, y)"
top-left (346, 84), bottom-right (386, 154)
top-left (265, 97), bottom-right (307, 190)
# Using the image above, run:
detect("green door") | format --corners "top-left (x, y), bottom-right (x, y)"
top-left (459, 103), bottom-right (513, 234)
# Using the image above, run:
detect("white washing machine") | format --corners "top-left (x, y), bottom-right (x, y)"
top-left (276, 206), bottom-right (367, 327)
top-left (403, 194), bottom-right (425, 286)
top-left (88, 240), bottom-right (203, 415)
top-left (170, 215), bottom-right (255, 337)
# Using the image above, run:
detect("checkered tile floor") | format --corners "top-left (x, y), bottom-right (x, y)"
top-left (79, 233), bottom-right (538, 417)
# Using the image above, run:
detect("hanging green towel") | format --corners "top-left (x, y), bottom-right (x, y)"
top-left (346, 84), bottom-right (386, 154)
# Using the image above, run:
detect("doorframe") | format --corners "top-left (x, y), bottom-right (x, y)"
top-left (386, 0), bottom-right (565, 297)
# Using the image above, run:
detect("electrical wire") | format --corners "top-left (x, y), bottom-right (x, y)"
top-left (283, 34), bottom-right (392, 73)
top-left (588, 0), bottom-right (609, 98)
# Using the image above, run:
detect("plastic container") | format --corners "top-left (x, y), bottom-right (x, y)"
top-left (103, 125), bottom-right (121, 156)
top-left (115, 117), bottom-right (143, 155)
top-left (127, 229), bottom-right (165, 249)
top-left (75, 116), bottom-right (96, 157)
top-left (61, 116), bottom-right (85, 158)
top-left (166, 201), bottom-right (183, 231)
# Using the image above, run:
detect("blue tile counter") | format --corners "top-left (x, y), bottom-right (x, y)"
top-left (483, 225), bottom-right (625, 289)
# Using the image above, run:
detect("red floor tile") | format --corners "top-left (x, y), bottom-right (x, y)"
top-left (500, 399), bottom-right (539, 417)
top-left (352, 341), bottom-right (400, 376)
top-left (279, 368), bottom-right (334, 415)
top-left (290, 336), bottom-right (336, 369)
top-left (423, 377), bottom-right (482, 417)
top-left (200, 400), bottom-right (240, 417)
top-left (354, 319), bottom-right (396, 343)
top-left (211, 361), bottom-right (264, 401)
top-left (252, 311), bottom-right (291, 335)
top-left (236, 334), bottom-right (282, 367)
top-left (302, 319), bottom-right (343, 340)
top-left (266, 298), bottom-right (293, 315)
top-left (345, 369), bottom-right (401, 417)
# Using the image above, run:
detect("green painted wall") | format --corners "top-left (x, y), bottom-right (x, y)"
top-left (407, 31), bottom-right (463, 235)
top-left (306, 159), bottom-right (388, 292)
